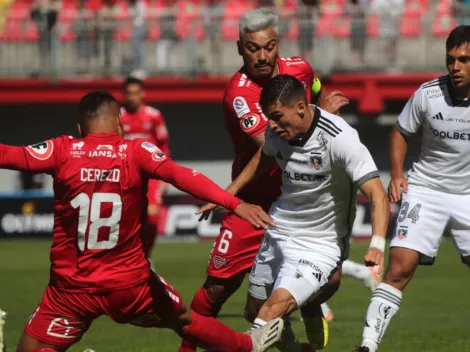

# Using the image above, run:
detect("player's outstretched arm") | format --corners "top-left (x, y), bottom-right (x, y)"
top-left (153, 159), bottom-right (274, 229)
top-left (388, 127), bottom-right (409, 203)
top-left (197, 147), bottom-right (276, 221)
top-left (0, 142), bottom-right (56, 173)
top-left (360, 178), bottom-right (389, 274)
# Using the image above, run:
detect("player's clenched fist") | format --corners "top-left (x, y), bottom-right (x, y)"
top-left (319, 91), bottom-right (349, 115)
top-left (364, 248), bottom-right (384, 274)
top-left (233, 203), bottom-right (275, 230)
top-left (388, 175), bottom-right (408, 203)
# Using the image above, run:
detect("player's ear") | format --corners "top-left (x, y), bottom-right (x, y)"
top-left (237, 40), bottom-right (243, 56)
top-left (297, 100), bottom-right (305, 118)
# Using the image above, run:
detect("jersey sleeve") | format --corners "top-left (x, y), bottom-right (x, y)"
top-left (331, 127), bottom-right (379, 187)
top-left (153, 111), bottom-right (170, 156)
top-left (396, 87), bottom-right (426, 136)
top-left (224, 87), bottom-right (267, 138)
top-left (0, 138), bottom-right (61, 174)
top-left (134, 140), bottom-right (241, 210)
top-left (262, 126), bottom-right (277, 156)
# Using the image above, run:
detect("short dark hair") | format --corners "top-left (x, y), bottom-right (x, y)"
top-left (78, 91), bottom-right (119, 123)
top-left (260, 74), bottom-right (307, 113)
top-left (123, 76), bottom-right (143, 90)
top-left (446, 25), bottom-right (470, 51)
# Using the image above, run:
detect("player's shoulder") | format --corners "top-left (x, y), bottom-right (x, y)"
top-left (418, 75), bottom-right (449, 99)
top-left (279, 56), bottom-right (314, 77)
top-left (131, 138), bottom-right (168, 161)
top-left (224, 70), bottom-right (259, 101)
top-left (316, 107), bottom-right (354, 139)
top-left (143, 105), bottom-right (162, 117)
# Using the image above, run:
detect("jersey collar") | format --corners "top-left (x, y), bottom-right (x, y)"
top-left (288, 106), bottom-right (320, 147)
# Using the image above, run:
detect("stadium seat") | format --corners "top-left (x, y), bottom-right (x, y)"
top-left (332, 16), bottom-right (351, 39)
top-left (437, 0), bottom-right (452, 15)
top-left (221, 0), bottom-right (254, 40)
top-left (315, 15), bottom-right (336, 37)
top-left (400, 14), bottom-right (421, 37)
top-left (58, 8), bottom-right (78, 42)
top-left (23, 20), bottom-right (38, 41)
top-left (433, 14), bottom-right (457, 37)
top-left (404, 0), bottom-right (428, 15)
top-left (175, 0), bottom-right (204, 40)
top-left (320, 0), bottom-right (346, 16)
top-left (113, 2), bottom-right (131, 41)
top-left (366, 14), bottom-right (379, 38)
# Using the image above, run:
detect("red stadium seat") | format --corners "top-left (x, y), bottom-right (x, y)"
top-left (366, 14), bottom-right (379, 38)
top-left (58, 8), bottom-right (78, 42)
top-left (433, 14), bottom-right (457, 37)
top-left (113, 2), bottom-right (131, 41)
top-left (332, 16), bottom-right (351, 39)
top-left (285, 19), bottom-right (299, 40)
top-left (23, 20), bottom-right (38, 41)
top-left (175, 0), bottom-right (204, 40)
top-left (437, 0), bottom-right (452, 15)
top-left (221, 0), bottom-right (255, 40)
top-left (147, 23), bottom-right (160, 40)
top-left (320, 0), bottom-right (346, 16)
top-left (404, 0), bottom-right (428, 15)
top-left (315, 15), bottom-right (335, 37)
top-left (400, 14), bottom-right (421, 37)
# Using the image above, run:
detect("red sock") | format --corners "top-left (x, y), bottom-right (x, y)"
top-left (179, 287), bottom-right (224, 351)
top-left (182, 311), bottom-right (252, 352)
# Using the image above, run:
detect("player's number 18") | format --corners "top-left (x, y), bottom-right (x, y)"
top-left (71, 192), bottom-right (123, 251)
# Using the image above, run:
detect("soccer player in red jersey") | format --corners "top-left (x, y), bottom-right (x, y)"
top-left (180, 9), bottom-right (350, 352)
top-left (6, 91), bottom-right (284, 352)
top-left (121, 77), bottom-right (170, 254)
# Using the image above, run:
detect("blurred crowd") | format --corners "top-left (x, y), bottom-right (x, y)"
top-left (0, 0), bottom-right (468, 76)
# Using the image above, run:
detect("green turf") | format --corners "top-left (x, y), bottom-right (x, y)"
top-left (0, 239), bottom-right (469, 352)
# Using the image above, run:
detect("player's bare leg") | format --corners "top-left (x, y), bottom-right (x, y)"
top-left (172, 303), bottom-right (283, 352)
top-left (354, 247), bottom-right (419, 352)
top-left (16, 331), bottom-right (67, 352)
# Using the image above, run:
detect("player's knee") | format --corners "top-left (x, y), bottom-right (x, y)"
top-left (462, 255), bottom-right (470, 268)
top-left (384, 248), bottom-right (419, 287)
top-left (258, 289), bottom-right (297, 321)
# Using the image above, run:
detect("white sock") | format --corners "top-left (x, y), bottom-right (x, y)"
top-left (361, 283), bottom-right (402, 352)
top-left (252, 318), bottom-right (267, 329)
top-left (342, 259), bottom-right (372, 281)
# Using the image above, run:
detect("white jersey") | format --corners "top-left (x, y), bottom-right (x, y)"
top-left (397, 75), bottom-right (470, 194)
top-left (262, 106), bottom-right (379, 239)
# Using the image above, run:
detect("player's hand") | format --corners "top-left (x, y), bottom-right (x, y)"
top-left (233, 203), bottom-right (275, 230)
top-left (364, 247), bottom-right (385, 274)
top-left (196, 203), bottom-right (224, 221)
top-left (319, 91), bottom-right (349, 115)
top-left (388, 175), bottom-right (408, 203)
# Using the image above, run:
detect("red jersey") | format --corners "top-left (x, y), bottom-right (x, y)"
top-left (121, 105), bottom-right (170, 156)
top-left (0, 134), bottom-right (240, 293)
top-left (223, 56), bottom-right (315, 208)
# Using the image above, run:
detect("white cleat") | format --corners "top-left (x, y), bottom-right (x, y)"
top-left (0, 309), bottom-right (7, 352)
top-left (249, 318), bottom-right (284, 352)
top-left (364, 266), bottom-right (382, 292)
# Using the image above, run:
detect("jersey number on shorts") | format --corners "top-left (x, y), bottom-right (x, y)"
top-left (71, 192), bottom-right (123, 250)
top-left (397, 202), bottom-right (421, 224)
top-left (218, 229), bottom-right (233, 254)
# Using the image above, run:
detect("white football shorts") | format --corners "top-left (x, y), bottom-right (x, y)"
top-left (391, 185), bottom-right (470, 264)
top-left (248, 228), bottom-right (344, 307)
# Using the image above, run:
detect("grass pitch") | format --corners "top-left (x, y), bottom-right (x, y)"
top-left (0, 239), bottom-right (469, 352)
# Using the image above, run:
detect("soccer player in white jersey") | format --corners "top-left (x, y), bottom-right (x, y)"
top-left (200, 74), bottom-right (389, 348)
top-left (353, 25), bottom-right (470, 352)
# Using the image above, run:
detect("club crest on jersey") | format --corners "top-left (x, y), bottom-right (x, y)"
top-left (396, 228), bottom-right (408, 239)
top-left (310, 156), bottom-right (323, 170)
top-left (212, 255), bottom-right (227, 269)
top-left (233, 96), bottom-right (250, 118)
top-left (240, 113), bottom-right (260, 132)
top-left (26, 140), bottom-right (54, 160)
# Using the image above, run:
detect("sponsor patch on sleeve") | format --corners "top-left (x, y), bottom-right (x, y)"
top-left (233, 96), bottom-right (250, 118)
top-left (26, 140), bottom-right (54, 160)
top-left (240, 113), bottom-right (261, 132)
top-left (141, 141), bottom-right (166, 161)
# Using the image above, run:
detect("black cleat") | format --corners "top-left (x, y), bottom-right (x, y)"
top-left (352, 347), bottom-right (370, 352)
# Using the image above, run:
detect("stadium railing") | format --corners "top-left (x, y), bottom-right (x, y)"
top-left (0, 5), bottom-right (458, 78)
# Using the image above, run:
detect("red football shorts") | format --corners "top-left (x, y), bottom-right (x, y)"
top-left (25, 274), bottom-right (182, 347)
top-left (206, 211), bottom-right (265, 279)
